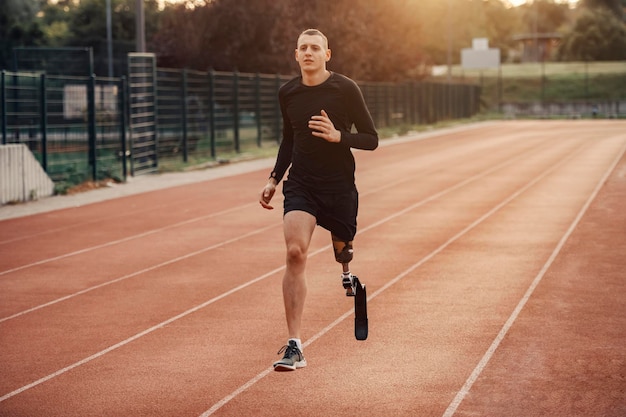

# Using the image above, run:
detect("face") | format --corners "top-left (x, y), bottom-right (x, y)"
top-left (295, 34), bottom-right (331, 73)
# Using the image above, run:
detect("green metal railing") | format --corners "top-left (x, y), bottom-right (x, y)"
top-left (1, 70), bottom-right (128, 186)
top-left (1, 67), bottom-right (481, 188)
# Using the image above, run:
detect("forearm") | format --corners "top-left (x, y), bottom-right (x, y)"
top-left (340, 130), bottom-right (378, 150)
top-left (270, 134), bottom-right (293, 183)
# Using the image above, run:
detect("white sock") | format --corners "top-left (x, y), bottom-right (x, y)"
top-left (289, 338), bottom-right (303, 351)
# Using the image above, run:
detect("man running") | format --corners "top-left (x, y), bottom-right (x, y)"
top-left (259, 29), bottom-right (378, 371)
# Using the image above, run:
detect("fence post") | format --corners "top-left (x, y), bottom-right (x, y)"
top-left (1, 70), bottom-right (6, 144)
top-left (255, 72), bottom-right (261, 147)
top-left (208, 69), bottom-right (216, 158)
top-left (403, 82), bottom-right (410, 125)
top-left (120, 76), bottom-right (128, 181)
top-left (498, 65), bottom-right (503, 114)
top-left (88, 74), bottom-right (97, 181)
top-left (233, 70), bottom-right (240, 153)
top-left (39, 73), bottom-right (48, 171)
top-left (181, 68), bottom-right (189, 163)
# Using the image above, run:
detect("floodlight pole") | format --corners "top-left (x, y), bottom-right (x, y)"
top-left (447, 0), bottom-right (452, 82)
top-left (136, 0), bottom-right (146, 52)
top-left (533, 0), bottom-right (538, 62)
top-left (106, 0), bottom-right (113, 77)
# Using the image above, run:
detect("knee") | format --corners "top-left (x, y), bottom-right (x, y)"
top-left (286, 243), bottom-right (307, 266)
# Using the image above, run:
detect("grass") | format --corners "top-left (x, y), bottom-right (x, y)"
top-left (156, 117), bottom-right (492, 174)
top-left (431, 61), bottom-right (626, 108)
top-left (157, 141), bottom-right (281, 173)
top-left (436, 61), bottom-right (626, 79)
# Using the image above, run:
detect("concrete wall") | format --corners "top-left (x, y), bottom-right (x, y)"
top-left (0, 144), bottom-right (55, 205)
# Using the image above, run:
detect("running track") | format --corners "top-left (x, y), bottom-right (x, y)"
top-left (0, 120), bottom-right (624, 417)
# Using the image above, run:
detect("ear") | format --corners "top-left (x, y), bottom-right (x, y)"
top-left (326, 48), bottom-right (331, 62)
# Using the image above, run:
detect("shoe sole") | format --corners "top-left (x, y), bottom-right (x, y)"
top-left (273, 359), bottom-right (307, 372)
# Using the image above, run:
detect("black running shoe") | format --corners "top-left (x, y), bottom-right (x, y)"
top-left (273, 340), bottom-right (307, 371)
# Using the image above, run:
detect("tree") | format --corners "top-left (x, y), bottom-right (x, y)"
top-left (153, 0), bottom-right (302, 74)
top-left (557, 7), bottom-right (626, 60)
top-left (62, 0), bottom-right (161, 75)
top-left (581, 0), bottom-right (624, 19)
top-left (418, 0), bottom-right (523, 66)
top-left (153, 0), bottom-right (426, 81)
top-left (519, 0), bottom-right (571, 33)
top-left (0, 0), bottom-right (46, 69)
top-left (315, 0), bottom-right (425, 81)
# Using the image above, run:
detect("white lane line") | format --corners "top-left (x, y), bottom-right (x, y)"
top-left (0, 134), bottom-right (554, 401)
top-left (0, 202), bottom-right (196, 246)
top-left (0, 263), bottom-right (286, 403)
top-left (0, 222), bottom-right (279, 324)
top-left (199, 139), bottom-right (593, 416)
top-left (0, 203), bottom-right (256, 277)
top-left (441, 140), bottom-right (626, 417)
top-left (0, 128), bottom-right (533, 275)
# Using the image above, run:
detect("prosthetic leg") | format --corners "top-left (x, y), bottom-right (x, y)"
top-left (332, 236), bottom-right (368, 340)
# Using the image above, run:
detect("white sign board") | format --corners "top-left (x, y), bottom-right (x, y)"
top-left (461, 38), bottom-right (500, 70)
top-left (63, 84), bottom-right (117, 119)
top-left (472, 38), bottom-right (489, 50)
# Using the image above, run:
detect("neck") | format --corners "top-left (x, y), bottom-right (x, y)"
top-left (301, 69), bottom-right (330, 86)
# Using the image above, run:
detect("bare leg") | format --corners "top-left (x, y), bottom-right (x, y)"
top-left (282, 211), bottom-right (317, 340)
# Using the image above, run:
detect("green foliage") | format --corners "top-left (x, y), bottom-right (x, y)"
top-left (2, 0), bottom-right (625, 80)
top-left (481, 70), bottom-right (625, 108)
top-left (420, 0), bottom-right (515, 65)
top-left (153, 0), bottom-right (426, 81)
top-left (0, 0), bottom-right (163, 75)
top-left (0, 0), bottom-right (47, 68)
top-left (60, 0), bottom-right (161, 75)
top-left (558, 8), bottom-right (626, 60)
top-left (519, 0), bottom-right (571, 33)
top-left (581, 0), bottom-right (624, 19)
top-left (437, 61), bottom-right (626, 109)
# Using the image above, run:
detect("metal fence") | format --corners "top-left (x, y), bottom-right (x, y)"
top-left (460, 62), bottom-right (626, 118)
top-left (155, 69), bottom-right (291, 162)
top-left (1, 67), bottom-right (480, 188)
top-left (1, 70), bottom-right (126, 188)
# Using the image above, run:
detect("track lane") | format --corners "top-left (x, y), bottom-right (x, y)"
top-left (0, 125), bottom-right (551, 319)
top-left (0, 172), bottom-right (265, 268)
top-left (446, 141), bottom-right (626, 417)
top-left (0, 124), bottom-right (527, 271)
top-left (203, 130), bottom-right (625, 417)
top-left (0, 121), bottom-right (623, 417)
top-left (1, 124), bottom-right (559, 397)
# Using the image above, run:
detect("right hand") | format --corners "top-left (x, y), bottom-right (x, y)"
top-left (259, 180), bottom-right (277, 210)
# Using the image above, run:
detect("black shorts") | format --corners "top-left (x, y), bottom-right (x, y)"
top-left (282, 180), bottom-right (358, 242)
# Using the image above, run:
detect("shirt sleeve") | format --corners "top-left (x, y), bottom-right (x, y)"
top-left (339, 79), bottom-right (378, 151)
top-left (269, 92), bottom-right (293, 183)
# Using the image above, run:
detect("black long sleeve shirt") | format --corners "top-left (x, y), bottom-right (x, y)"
top-left (270, 72), bottom-right (378, 192)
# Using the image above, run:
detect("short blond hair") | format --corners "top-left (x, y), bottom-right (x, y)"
top-left (298, 29), bottom-right (329, 50)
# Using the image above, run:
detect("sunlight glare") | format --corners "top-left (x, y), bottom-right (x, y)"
top-left (505, 0), bottom-right (579, 6)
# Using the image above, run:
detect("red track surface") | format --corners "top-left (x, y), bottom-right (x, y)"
top-left (1, 120), bottom-right (625, 417)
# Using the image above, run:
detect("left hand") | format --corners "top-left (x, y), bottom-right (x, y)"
top-left (309, 110), bottom-right (341, 143)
